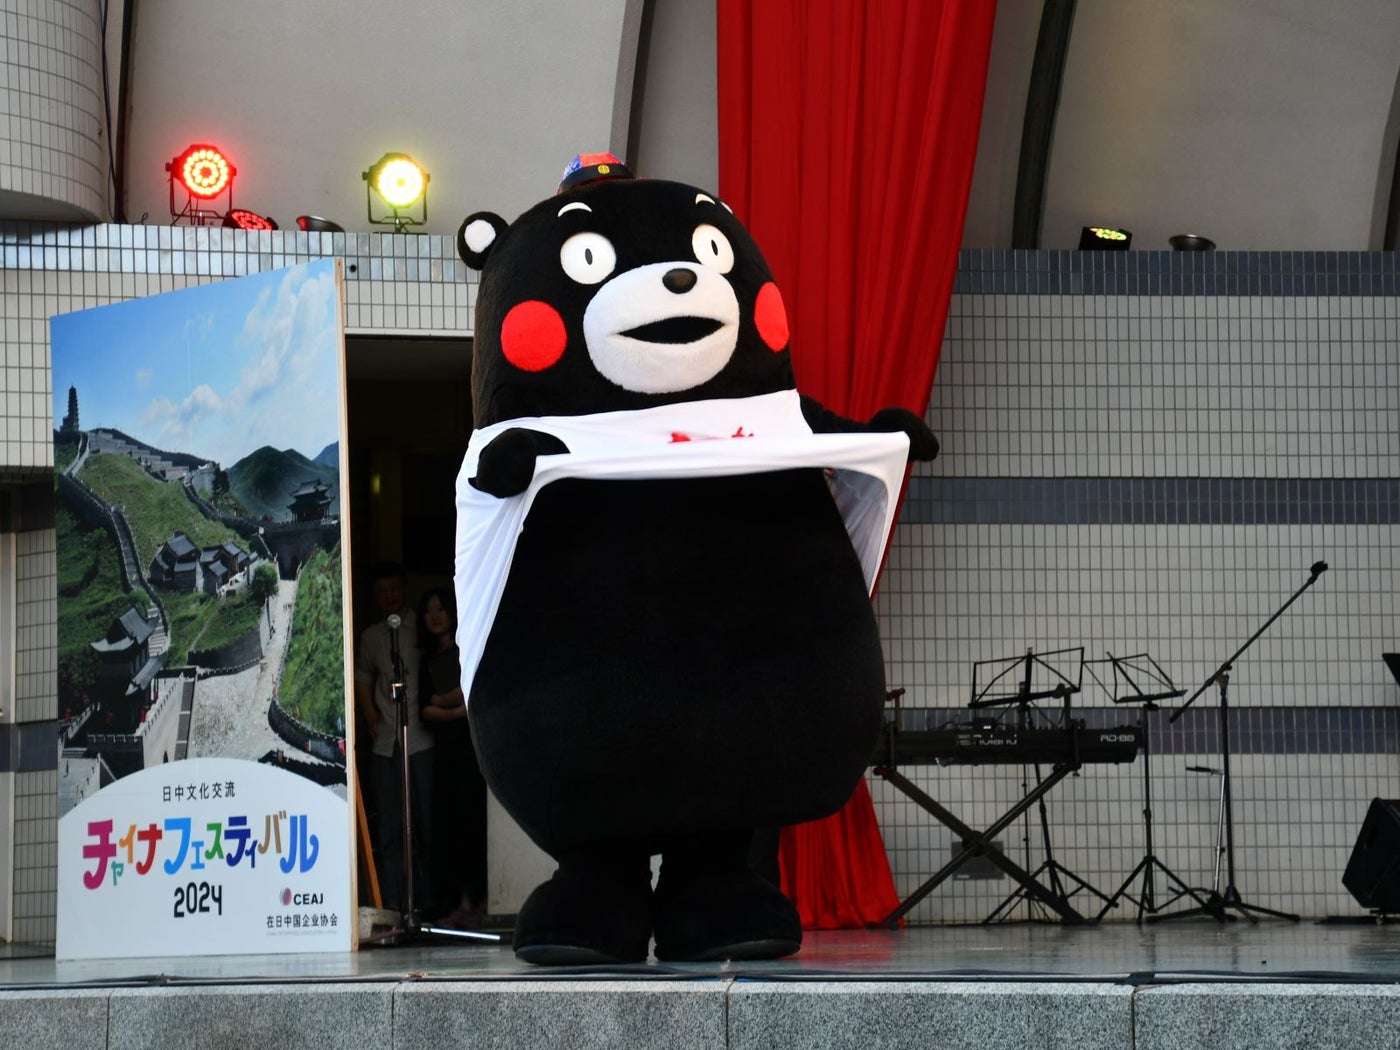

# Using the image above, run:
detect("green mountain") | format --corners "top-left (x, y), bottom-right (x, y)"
top-left (65, 452), bottom-right (257, 669)
top-left (228, 446), bottom-right (340, 521)
top-left (279, 544), bottom-right (346, 735)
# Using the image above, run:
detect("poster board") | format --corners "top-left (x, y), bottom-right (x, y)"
top-left (50, 259), bottom-right (355, 959)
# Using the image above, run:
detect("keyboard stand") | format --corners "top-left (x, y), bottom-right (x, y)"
top-left (873, 760), bottom-right (1089, 926)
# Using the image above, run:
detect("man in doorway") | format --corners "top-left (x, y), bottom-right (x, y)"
top-left (354, 560), bottom-right (434, 913)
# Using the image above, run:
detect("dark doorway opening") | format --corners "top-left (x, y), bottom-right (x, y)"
top-left (344, 334), bottom-right (472, 638)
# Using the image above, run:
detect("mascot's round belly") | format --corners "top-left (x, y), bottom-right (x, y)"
top-left (469, 469), bottom-right (886, 851)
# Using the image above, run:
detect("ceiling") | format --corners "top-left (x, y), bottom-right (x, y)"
top-left (6, 0), bottom-right (1400, 255)
top-left (959, 0), bottom-right (1400, 251)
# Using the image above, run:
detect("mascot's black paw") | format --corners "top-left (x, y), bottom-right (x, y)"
top-left (652, 866), bottom-right (802, 962)
top-left (469, 427), bottom-right (569, 498)
top-left (869, 408), bottom-right (940, 462)
top-left (513, 866), bottom-right (653, 965)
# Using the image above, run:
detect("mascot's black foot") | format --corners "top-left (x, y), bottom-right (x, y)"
top-left (652, 862), bottom-right (802, 963)
top-left (513, 862), bottom-right (653, 965)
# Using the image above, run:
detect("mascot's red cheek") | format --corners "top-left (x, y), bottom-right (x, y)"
top-left (754, 282), bottom-right (789, 351)
top-left (501, 300), bottom-right (567, 372)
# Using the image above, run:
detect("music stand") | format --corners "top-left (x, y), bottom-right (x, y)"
top-left (1151, 562), bottom-right (1328, 924)
top-left (972, 648), bottom-right (1112, 923)
top-left (970, 646), bottom-right (1085, 717)
top-left (1086, 653), bottom-right (1213, 922)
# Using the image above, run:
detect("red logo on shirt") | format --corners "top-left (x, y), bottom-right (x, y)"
top-left (668, 426), bottom-right (754, 444)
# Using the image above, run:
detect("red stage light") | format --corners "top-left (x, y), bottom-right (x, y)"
top-left (224, 209), bottom-right (277, 231)
top-left (174, 144), bottom-right (234, 199)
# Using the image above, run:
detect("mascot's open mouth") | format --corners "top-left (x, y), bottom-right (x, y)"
top-left (583, 261), bottom-right (741, 392)
top-left (620, 316), bottom-right (724, 344)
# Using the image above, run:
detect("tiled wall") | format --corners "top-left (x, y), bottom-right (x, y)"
top-left (0, 0), bottom-right (107, 219)
top-left (1, 232), bottom-right (1396, 939)
top-left (872, 250), bottom-right (1399, 923)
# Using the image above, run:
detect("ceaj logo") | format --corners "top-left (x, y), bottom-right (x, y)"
top-left (281, 888), bottom-right (325, 906)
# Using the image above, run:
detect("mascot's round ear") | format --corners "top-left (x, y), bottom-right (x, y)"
top-left (458, 212), bottom-right (509, 269)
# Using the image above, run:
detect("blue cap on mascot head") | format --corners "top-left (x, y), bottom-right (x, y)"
top-left (557, 151), bottom-right (636, 193)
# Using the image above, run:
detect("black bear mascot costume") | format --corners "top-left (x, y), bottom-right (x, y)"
top-left (453, 153), bottom-right (938, 964)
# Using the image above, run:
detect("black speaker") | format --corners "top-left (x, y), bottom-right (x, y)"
top-left (1343, 798), bottom-right (1400, 913)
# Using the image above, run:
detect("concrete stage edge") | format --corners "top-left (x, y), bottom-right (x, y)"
top-left (3, 923), bottom-right (1399, 1049)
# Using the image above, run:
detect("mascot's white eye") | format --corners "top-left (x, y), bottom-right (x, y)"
top-left (691, 224), bottom-right (735, 274)
top-left (560, 232), bottom-right (617, 285)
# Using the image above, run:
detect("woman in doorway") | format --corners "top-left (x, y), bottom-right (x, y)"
top-left (417, 585), bottom-right (488, 927)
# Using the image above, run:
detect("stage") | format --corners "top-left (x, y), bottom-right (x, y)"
top-left (3, 921), bottom-right (1398, 1049)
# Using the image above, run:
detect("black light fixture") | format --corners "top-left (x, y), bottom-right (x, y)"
top-left (297, 215), bottom-right (345, 233)
top-left (1170, 234), bottom-right (1216, 251)
top-left (363, 152), bottom-right (429, 232)
top-left (1078, 225), bottom-right (1132, 250)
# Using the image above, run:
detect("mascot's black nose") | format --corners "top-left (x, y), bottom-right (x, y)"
top-left (662, 268), bottom-right (697, 294)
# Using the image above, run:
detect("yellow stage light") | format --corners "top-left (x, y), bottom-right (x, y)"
top-left (363, 152), bottom-right (430, 232)
top-left (1078, 225), bottom-right (1132, 250)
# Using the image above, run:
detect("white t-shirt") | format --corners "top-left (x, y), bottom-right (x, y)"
top-left (453, 389), bottom-right (909, 701)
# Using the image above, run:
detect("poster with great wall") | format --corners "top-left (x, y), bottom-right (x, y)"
top-left (49, 259), bottom-right (355, 959)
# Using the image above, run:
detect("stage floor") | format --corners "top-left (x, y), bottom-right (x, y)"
top-left (6, 922), bottom-right (1400, 1050)
top-left (3, 919), bottom-right (1398, 987)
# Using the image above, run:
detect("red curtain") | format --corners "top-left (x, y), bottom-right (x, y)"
top-left (717, 0), bottom-right (997, 928)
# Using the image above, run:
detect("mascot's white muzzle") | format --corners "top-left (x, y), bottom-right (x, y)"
top-left (582, 262), bottom-right (740, 394)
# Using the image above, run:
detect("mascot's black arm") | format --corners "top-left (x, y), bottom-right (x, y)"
top-left (799, 395), bottom-right (940, 462)
top-left (469, 428), bottom-right (570, 497)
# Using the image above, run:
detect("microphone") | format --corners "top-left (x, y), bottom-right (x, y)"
top-left (385, 613), bottom-right (405, 691)
top-left (1310, 561), bottom-right (1328, 578)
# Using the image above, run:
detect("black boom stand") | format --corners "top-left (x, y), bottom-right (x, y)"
top-left (1151, 561), bottom-right (1328, 924)
top-left (365, 614), bottom-right (499, 948)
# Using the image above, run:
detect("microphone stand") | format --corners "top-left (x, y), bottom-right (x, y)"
top-left (364, 613), bottom-right (499, 947)
top-left (1151, 561), bottom-right (1327, 924)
